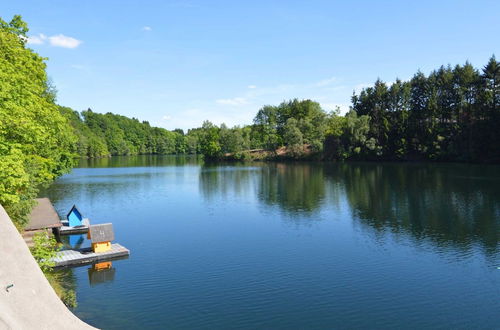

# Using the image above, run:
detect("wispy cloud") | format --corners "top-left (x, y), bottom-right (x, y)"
top-left (27, 33), bottom-right (82, 48)
top-left (216, 97), bottom-right (248, 106)
top-left (160, 76), bottom-right (359, 129)
top-left (49, 34), bottom-right (82, 48)
top-left (142, 26), bottom-right (152, 31)
top-left (216, 76), bottom-right (342, 108)
top-left (162, 115), bottom-right (172, 120)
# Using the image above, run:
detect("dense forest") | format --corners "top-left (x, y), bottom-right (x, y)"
top-left (1, 14), bottom-right (499, 227)
top-left (197, 58), bottom-right (500, 162)
top-left (58, 107), bottom-right (190, 157)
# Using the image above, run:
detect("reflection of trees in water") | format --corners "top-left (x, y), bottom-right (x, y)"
top-left (78, 155), bottom-right (201, 168)
top-left (257, 163), bottom-right (326, 215)
top-left (48, 156), bottom-right (499, 254)
top-left (199, 163), bottom-right (260, 201)
top-left (41, 168), bottom-right (179, 217)
top-left (199, 162), bottom-right (326, 217)
top-left (51, 267), bottom-right (78, 307)
top-left (332, 162), bottom-right (499, 254)
top-left (200, 161), bottom-right (499, 252)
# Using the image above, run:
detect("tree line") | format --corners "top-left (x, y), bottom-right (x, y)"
top-left (197, 57), bottom-right (499, 163)
top-left (344, 59), bottom-right (499, 162)
top-left (58, 107), bottom-right (191, 157)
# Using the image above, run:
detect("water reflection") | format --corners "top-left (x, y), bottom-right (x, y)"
top-left (199, 163), bottom-right (260, 200)
top-left (78, 155), bottom-right (200, 168)
top-left (68, 234), bottom-right (85, 249)
top-left (199, 162), bottom-right (327, 216)
top-left (88, 262), bottom-right (116, 286)
top-left (59, 234), bottom-right (90, 250)
top-left (331, 162), bottom-right (500, 254)
top-left (200, 161), bottom-right (499, 252)
top-left (257, 162), bottom-right (326, 215)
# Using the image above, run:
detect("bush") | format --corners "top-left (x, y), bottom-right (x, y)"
top-left (30, 232), bottom-right (59, 272)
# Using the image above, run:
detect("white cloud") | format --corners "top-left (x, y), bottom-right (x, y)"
top-left (247, 85), bottom-right (257, 89)
top-left (162, 115), bottom-right (172, 121)
top-left (142, 26), bottom-right (152, 31)
top-left (48, 34), bottom-right (82, 48)
top-left (27, 33), bottom-right (47, 45)
top-left (215, 97), bottom-right (248, 106)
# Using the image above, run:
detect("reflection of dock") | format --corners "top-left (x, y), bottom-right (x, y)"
top-left (53, 243), bottom-right (129, 267)
top-left (59, 218), bottom-right (90, 235)
top-left (88, 262), bottom-right (116, 286)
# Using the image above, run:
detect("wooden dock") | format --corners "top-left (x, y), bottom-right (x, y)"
top-left (52, 243), bottom-right (130, 267)
top-left (58, 218), bottom-right (90, 235)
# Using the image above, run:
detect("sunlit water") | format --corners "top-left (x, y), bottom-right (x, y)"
top-left (45, 156), bottom-right (500, 329)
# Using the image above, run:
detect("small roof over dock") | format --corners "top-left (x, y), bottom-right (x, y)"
top-left (26, 198), bottom-right (62, 231)
top-left (89, 223), bottom-right (114, 243)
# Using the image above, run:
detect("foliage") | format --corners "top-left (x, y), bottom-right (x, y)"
top-left (0, 15), bottom-right (76, 227)
top-left (198, 121), bottom-right (222, 159)
top-left (347, 56), bottom-right (500, 162)
top-left (57, 107), bottom-right (192, 158)
top-left (253, 99), bottom-right (326, 152)
top-left (283, 118), bottom-right (304, 157)
top-left (30, 231), bottom-right (78, 307)
top-left (30, 232), bottom-right (59, 272)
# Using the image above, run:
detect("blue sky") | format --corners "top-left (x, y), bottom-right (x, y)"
top-left (2, 1), bottom-right (499, 130)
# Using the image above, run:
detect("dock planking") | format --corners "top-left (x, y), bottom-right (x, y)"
top-left (58, 218), bottom-right (90, 235)
top-left (53, 243), bottom-right (129, 267)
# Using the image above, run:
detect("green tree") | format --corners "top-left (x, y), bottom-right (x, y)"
top-left (199, 121), bottom-right (221, 159)
top-left (283, 118), bottom-right (304, 157)
top-left (0, 16), bottom-right (76, 227)
top-left (253, 105), bottom-right (280, 150)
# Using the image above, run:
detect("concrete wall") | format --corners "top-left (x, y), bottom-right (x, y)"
top-left (0, 205), bottom-right (95, 330)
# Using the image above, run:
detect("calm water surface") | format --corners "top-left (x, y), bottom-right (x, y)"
top-left (45, 156), bottom-right (500, 329)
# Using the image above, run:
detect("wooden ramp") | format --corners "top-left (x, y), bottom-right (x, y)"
top-left (53, 243), bottom-right (129, 267)
top-left (26, 198), bottom-right (62, 231)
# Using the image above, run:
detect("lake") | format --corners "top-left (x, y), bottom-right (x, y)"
top-left (45, 156), bottom-right (500, 329)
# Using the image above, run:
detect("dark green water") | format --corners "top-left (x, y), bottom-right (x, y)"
top-left (46, 156), bottom-right (500, 329)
